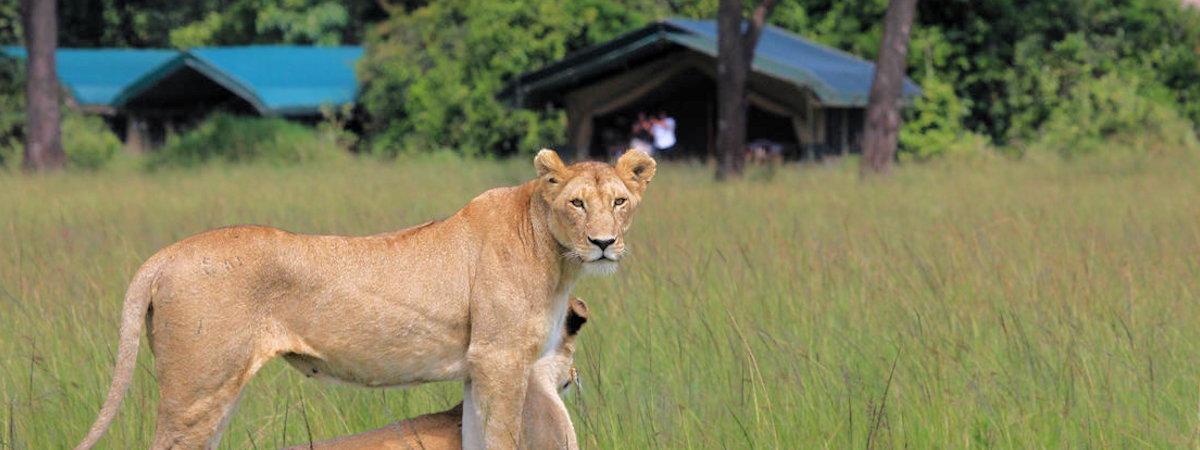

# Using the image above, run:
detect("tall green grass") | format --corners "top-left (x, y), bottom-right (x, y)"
top-left (1, 154), bottom-right (1199, 448)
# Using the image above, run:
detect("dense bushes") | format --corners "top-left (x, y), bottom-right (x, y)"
top-left (1028, 73), bottom-right (1199, 158)
top-left (898, 75), bottom-right (992, 160)
top-left (61, 114), bottom-right (121, 170)
top-left (1, 114), bottom-right (124, 171)
top-left (146, 113), bottom-right (345, 169)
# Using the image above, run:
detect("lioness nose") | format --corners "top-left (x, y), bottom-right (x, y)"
top-left (588, 237), bottom-right (616, 250)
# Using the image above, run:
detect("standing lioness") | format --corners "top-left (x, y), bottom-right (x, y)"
top-left (75, 149), bottom-right (655, 450)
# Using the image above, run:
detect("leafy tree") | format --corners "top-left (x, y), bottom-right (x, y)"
top-left (169, 0), bottom-right (384, 48)
top-left (49, 0), bottom-right (386, 48)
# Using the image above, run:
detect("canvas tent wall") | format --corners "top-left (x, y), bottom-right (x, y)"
top-left (503, 19), bottom-right (920, 161)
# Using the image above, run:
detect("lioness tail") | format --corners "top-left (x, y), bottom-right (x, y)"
top-left (75, 258), bottom-right (162, 450)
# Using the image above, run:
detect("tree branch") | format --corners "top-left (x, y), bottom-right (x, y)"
top-left (741, 0), bottom-right (778, 65)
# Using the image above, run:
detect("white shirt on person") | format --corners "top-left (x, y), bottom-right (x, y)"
top-left (651, 118), bottom-right (676, 150)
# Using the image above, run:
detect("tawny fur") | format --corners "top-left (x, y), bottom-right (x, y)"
top-left (75, 150), bottom-right (655, 450)
top-left (282, 297), bottom-right (589, 450)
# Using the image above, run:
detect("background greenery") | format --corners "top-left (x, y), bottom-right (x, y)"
top-left (2, 154), bottom-right (1199, 448)
top-left (145, 113), bottom-right (347, 170)
top-left (3, 0), bottom-right (1199, 162)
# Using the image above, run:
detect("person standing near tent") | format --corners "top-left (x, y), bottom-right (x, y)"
top-left (630, 112), bottom-right (654, 154)
top-left (651, 111), bottom-right (676, 155)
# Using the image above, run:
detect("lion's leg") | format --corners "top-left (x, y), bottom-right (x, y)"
top-left (464, 346), bottom-right (533, 450)
top-left (148, 322), bottom-right (269, 450)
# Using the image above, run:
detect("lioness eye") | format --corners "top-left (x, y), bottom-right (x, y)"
top-left (570, 199), bottom-right (584, 209)
top-left (614, 198), bottom-right (627, 206)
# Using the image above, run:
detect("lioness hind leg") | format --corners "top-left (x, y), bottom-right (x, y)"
top-left (148, 331), bottom-right (271, 450)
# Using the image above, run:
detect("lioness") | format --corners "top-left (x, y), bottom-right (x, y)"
top-left (75, 149), bottom-right (655, 450)
top-left (283, 296), bottom-right (590, 450)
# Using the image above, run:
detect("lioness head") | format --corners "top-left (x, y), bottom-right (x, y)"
top-left (534, 149), bottom-right (656, 275)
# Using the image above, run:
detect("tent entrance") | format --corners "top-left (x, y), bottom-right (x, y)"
top-left (585, 67), bottom-right (801, 161)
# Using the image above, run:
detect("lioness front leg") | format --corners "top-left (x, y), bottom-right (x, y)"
top-left (464, 346), bottom-right (535, 450)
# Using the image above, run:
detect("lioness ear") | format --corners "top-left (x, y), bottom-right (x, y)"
top-left (565, 297), bottom-right (589, 336)
top-left (534, 149), bottom-right (567, 183)
top-left (615, 149), bottom-right (656, 195)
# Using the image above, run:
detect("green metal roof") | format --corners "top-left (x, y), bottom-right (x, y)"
top-left (506, 19), bottom-right (920, 108)
top-left (2, 46), bottom-right (362, 115)
top-left (113, 46), bottom-right (363, 116)
top-left (0, 46), bottom-right (177, 107)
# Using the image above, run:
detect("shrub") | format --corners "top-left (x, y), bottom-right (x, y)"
top-left (899, 75), bottom-right (993, 161)
top-left (147, 113), bottom-right (345, 169)
top-left (1028, 73), bottom-right (1199, 158)
top-left (61, 114), bottom-right (121, 170)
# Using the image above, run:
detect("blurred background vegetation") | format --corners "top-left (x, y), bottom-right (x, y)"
top-left (2, 0), bottom-right (1200, 170)
top-left (1, 0), bottom-right (1199, 170)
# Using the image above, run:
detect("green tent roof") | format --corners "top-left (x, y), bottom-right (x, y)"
top-left (113, 46), bottom-right (363, 116)
top-left (0, 46), bottom-right (177, 107)
top-left (506, 19), bottom-right (920, 108)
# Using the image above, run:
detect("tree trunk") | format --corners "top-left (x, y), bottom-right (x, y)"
top-left (22, 0), bottom-right (65, 172)
top-left (715, 0), bottom-right (776, 181)
top-left (715, 0), bottom-right (746, 181)
top-left (860, 0), bottom-right (917, 176)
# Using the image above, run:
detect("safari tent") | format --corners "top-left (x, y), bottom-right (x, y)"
top-left (503, 19), bottom-right (921, 161)
top-left (112, 46), bottom-right (362, 150)
top-left (1, 46), bottom-right (362, 151)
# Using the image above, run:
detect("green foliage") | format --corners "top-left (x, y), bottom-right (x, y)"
top-left (777, 0), bottom-right (1200, 152)
top-left (257, 1), bottom-right (349, 45)
top-left (1028, 73), bottom-right (1199, 158)
top-left (170, 0), bottom-right (355, 48)
top-left (61, 114), bottom-right (121, 170)
top-left (54, 0), bottom-right (384, 48)
top-left (899, 75), bottom-right (987, 161)
top-left (0, 0), bottom-right (20, 46)
top-left (0, 56), bottom-right (22, 170)
top-left (359, 0), bottom-right (663, 157)
top-left (147, 113), bottom-right (345, 169)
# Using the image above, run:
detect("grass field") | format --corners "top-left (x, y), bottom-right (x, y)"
top-left (2, 154), bottom-right (1199, 448)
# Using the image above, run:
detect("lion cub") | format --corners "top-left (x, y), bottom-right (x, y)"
top-left (284, 297), bottom-right (590, 450)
